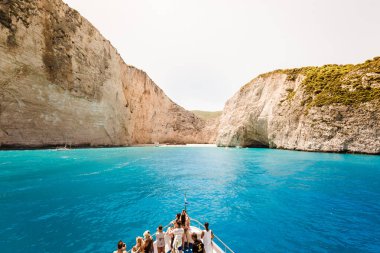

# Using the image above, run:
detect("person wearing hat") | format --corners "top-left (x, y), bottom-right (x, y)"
top-left (113, 240), bottom-right (127, 253)
top-left (142, 230), bottom-right (154, 253)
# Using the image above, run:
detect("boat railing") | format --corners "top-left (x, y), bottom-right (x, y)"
top-left (126, 216), bottom-right (234, 253)
top-left (190, 217), bottom-right (235, 253)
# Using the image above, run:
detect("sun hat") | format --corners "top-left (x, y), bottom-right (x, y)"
top-left (143, 230), bottom-right (150, 238)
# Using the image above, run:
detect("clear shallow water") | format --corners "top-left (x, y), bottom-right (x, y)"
top-left (0, 147), bottom-right (380, 253)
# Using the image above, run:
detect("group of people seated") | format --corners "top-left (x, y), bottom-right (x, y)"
top-left (113, 210), bottom-right (214, 253)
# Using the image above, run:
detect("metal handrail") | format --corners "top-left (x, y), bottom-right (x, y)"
top-left (126, 216), bottom-right (234, 253)
top-left (189, 217), bottom-right (235, 253)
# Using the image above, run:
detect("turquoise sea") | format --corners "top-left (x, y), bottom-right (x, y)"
top-left (0, 147), bottom-right (380, 253)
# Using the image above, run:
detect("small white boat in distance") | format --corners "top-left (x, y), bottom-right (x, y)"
top-left (55, 145), bottom-right (70, 151)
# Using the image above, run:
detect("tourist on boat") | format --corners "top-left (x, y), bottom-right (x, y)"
top-left (113, 240), bottom-right (127, 253)
top-left (191, 233), bottom-right (205, 253)
top-left (185, 232), bottom-right (193, 250)
top-left (165, 225), bottom-right (174, 253)
top-left (171, 221), bottom-right (185, 253)
top-left (185, 215), bottom-right (190, 228)
top-left (156, 225), bottom-right (165, 253)
top-left (180, 210), bottom-right (187, 227)
top-left (142, 230), bottom-right (154, 253)
top-left (172, 213), bottom-right (181, 225)
top-left (180, 210), bottom-right (191, 249)
top-left (201, 222), bottom-right (214, 253)
top-left (131, 237), bottom-right (143, 253)
top-left (180, 210), bottom-right (187, 248)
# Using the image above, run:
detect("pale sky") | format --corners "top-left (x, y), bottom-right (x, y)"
top-left (63, 0), bottom-right (380, 111)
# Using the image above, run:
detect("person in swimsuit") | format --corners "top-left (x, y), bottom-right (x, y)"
top-left (172, 213), bottom-right (181, 225)
top-left (180, 210), bottom-right (187, 227)
top-left (180, 210), bottom-right (189, 249)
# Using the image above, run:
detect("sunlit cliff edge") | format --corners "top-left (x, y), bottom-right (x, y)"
top-left (0, 0), bottom-right (214, 148)
top-left (216, 58), bottom-right (380, 154)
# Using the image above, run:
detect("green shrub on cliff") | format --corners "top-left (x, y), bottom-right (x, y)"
top-left (300, 58), bottom-right (380, 107)
top-left (260, 56), bottom-right (380, 107)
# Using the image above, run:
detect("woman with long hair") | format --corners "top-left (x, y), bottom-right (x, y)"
top-left (201, 222), bottom-right (214, 253)
top-left (131, 237), bottom-right (143, 253)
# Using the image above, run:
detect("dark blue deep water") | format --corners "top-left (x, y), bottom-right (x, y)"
top-left (1, 147), bottom-right (380, 253)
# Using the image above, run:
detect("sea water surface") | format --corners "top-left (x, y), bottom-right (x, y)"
top-left (0, 147), bottom-right (380, 253)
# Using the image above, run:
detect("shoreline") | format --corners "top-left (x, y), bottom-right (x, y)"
top-left (0, 143), bottom-right (217, 151)
top-left (0, 143), bottom-right (378, 155)
top-left (133, 144), bottom-right (217, 148)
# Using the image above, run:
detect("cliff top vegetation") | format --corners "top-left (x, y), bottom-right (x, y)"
top-left (257, 56), bottom-right (380, 107)
top-left (191, 110), bottom-right (222, 121)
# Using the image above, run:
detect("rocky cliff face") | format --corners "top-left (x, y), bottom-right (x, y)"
top-left (0, 0), bottom-right (212, 148)
top-left (216, 58), bottom-right (380, 154)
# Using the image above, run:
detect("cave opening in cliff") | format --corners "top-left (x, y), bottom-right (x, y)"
top-left (243, 140), bottom-right (269, 148)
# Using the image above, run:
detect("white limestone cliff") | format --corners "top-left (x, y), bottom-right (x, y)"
top-left (0, 0), bottom-right (213, 148)
top-left (216, 62), bottom-right (380, 154)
